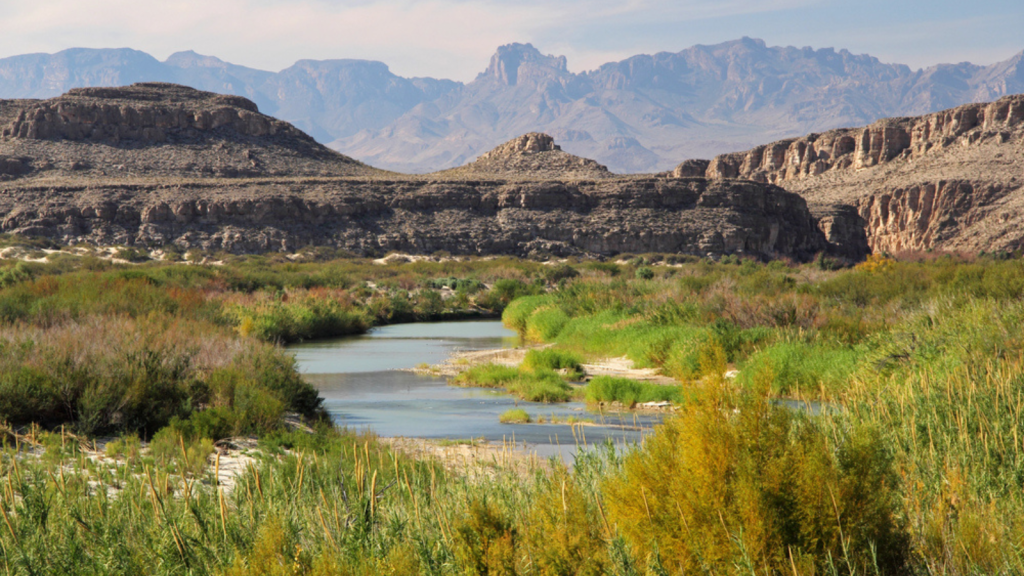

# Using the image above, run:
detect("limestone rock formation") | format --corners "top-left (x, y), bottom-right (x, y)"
top-left (0, 83), bottom-right (376, 180)
top-left (682, 94), bottom-right (1024, 254)
top-left (0, 84), bottom-right (832, 260)
top-left (0, 178), bottom-right (826, 259)
top-left (702, 95), bottom-right (1024, 185)
top-left (437, 133), bottom-right (612, 180)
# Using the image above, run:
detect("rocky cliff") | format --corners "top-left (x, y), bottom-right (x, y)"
top-left (685, 95), bottom-right (1024, 254)
top-left (0, 178), bottom-right (826, 259)
top-left (0, 83), bottom-right (376, 180)
top-left (0, 85), bottom-right (832, 260)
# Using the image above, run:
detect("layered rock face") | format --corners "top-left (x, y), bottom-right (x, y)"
top-left (0, 83), bottom-right (374, 180)
top-left (0, 84), bottom-right (833, 260)
top-left (703, 95), bottom-right (1024, 184)
top-left (684, 95), bottom-right (1024, 254)
top-left (0, 178), bottom-right (827, 259)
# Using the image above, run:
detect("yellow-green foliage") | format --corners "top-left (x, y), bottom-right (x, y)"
top-left (841, 355), bottom-right (1024, 574)
top-left (583, 376), bottom-right (684, 407)
top-left (452, 498), bottom-right (520, 576)
top-left (523, 467), bottom-right (609, 575)
top-left (502, 295), bottom-right (556, 341)
top-left (498, 409), bottom-right (531, 424)
top-left (603, 385), bottom-right (909, 574)
top-left (454, 364), bottom-right (574, 402)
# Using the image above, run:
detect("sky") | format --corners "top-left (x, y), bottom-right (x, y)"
top-left (0, 0), bottom-right (1021, 82)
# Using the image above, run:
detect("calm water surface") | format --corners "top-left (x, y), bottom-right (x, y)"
top-left (288, 320), bottom-right (658, 460)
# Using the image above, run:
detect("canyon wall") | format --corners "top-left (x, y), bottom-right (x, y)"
top-left (690, 94), bottom-right (1024, 254)
top-left (0, 178), bottom-right (829, 259)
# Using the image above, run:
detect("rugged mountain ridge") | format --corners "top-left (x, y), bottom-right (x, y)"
top-left (686, 95), bottom-right (1024, 254)
top-left (0, 84), bottom-right (834, 260)
top-left (332, 39), bottom-right (1024, 173)
top-left (2, 40), bottom-right (1022, 173)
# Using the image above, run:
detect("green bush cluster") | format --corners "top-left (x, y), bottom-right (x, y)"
top-left (226, 293), bottom-right (370, 343)
top-left (425, 277), bottom-right (485, 292)
top-left (521, 348), bottom-right (583, 379)
top-left (0, 317), bottom-right (322, 437)
top-left (453, 363), bottom-right (573, 402)
top-left (584, 376), bottom-right (684, 407)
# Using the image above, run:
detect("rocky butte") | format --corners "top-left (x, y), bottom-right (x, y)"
top-left (0, 84), bottom-right (833, 260)
top-left (679, 94), bottom-right (1024, 255)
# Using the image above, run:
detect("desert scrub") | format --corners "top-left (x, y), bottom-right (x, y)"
top-left (498, 408), bottom-right (531, 424)
top-left (224, 288), bottom-right (370, 343)
top-left (603, 386), bottom-right (910, 574)
top-left (0, 315), bottom-right (322, 436)
top-left (584, 376), bottom-right (684, 407)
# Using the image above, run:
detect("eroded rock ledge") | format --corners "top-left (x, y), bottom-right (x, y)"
top-left (677, 94), bottom-right (1024, 255)
top-left (0, 177), bottom-right (829, 259)
top-left (701, 95), bottom-right (1024, 183)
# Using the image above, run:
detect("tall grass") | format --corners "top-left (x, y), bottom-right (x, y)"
top-left (453, 363), bottom-right (573, 402)
top-left (584, 376), bottom-right (685, 407)
top-left (0, 315), bottom-right (321, 436)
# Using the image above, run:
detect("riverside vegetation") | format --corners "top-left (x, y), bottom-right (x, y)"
top-left (1, 243), bottom-right (1023, 574)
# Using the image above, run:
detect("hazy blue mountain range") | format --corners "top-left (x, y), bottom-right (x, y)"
top-left (1, 38), bottom-right (1021, 173)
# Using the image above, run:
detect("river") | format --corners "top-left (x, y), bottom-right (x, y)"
top-left (288, 320), bottom-right (658, 461)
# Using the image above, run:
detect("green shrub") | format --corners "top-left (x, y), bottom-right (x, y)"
top-left (149, 426), bottom-right (215, 476)
top-left (502, 294), bottom-right (555, 340)
top-left (426, 277), bottom-right (485, 292)
top-left (453, 364), bottom-right (572, 402)
top-left (104, 433), bottom-right (142, 463)
top-left (524, 306), bottom-right (571, 341)
top-left (452, 364), bottom-right (521, 388)
top-left (499, 408), bottom-right (531, 424)
top-left (522, 348), bottom-right (583, 380)
top-left (604, 394), bottom-right (909, 574)
top-left (739, 340), bottom-right (862, 395)
top-left (545, 264), bottom-right (579, 284)
top-left (584, 376), bottom-right (683, 407)
top-left (506, 370), bottom-right (573, 402)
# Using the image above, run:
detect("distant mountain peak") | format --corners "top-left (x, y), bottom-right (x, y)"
top-left (165, 50), bottom-right (229, 69)
top-left (481, 43), bottom-right (569, 85)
